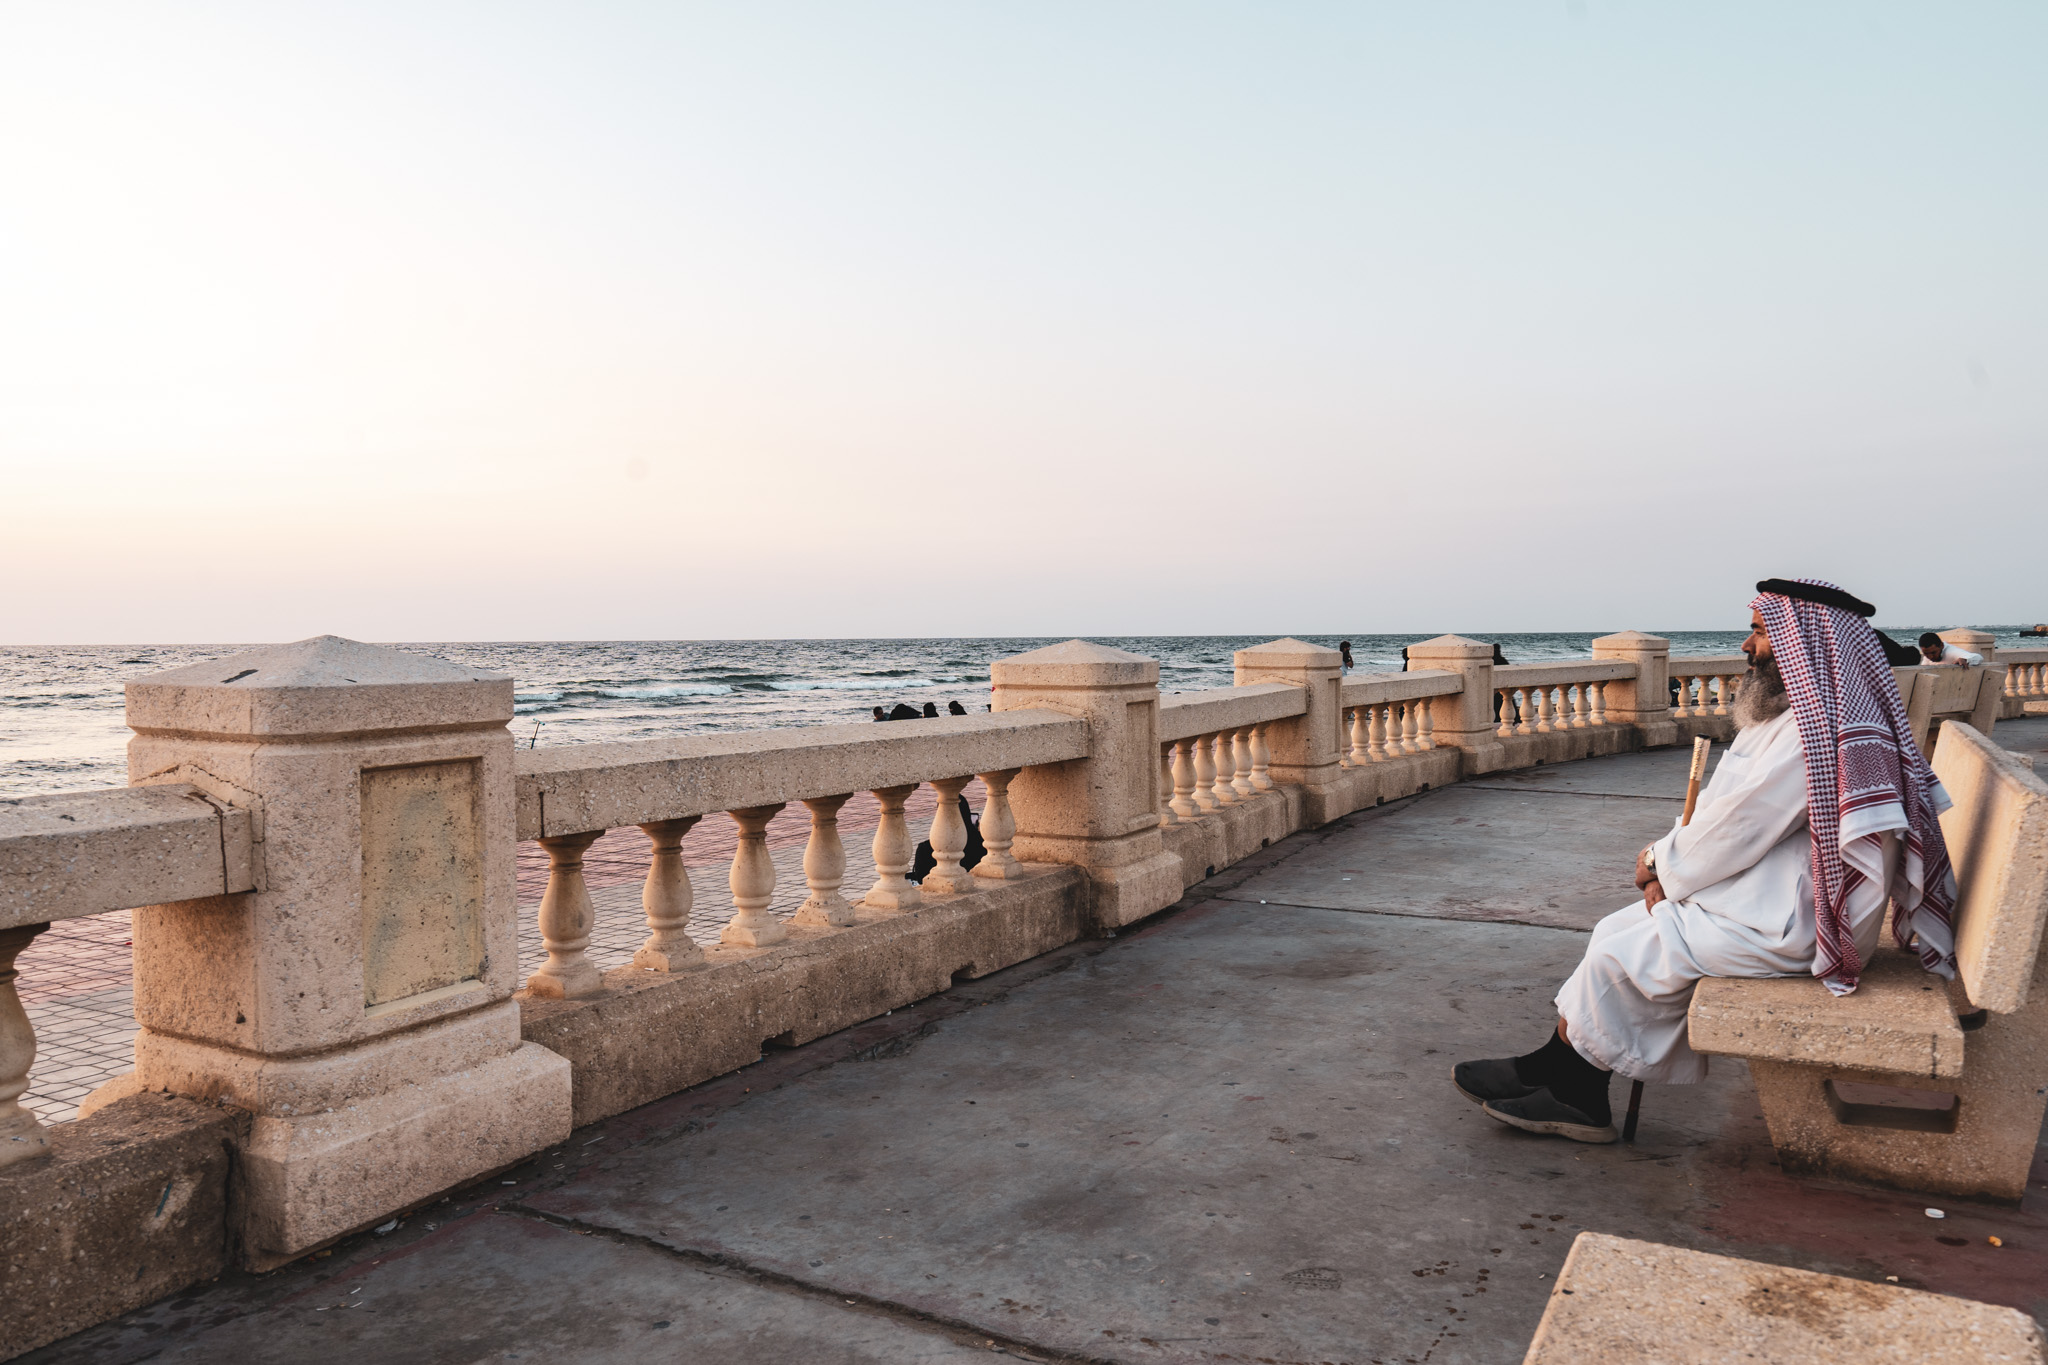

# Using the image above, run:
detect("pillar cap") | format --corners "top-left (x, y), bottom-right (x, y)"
top-left (1591, 630), bottom-right (1671, 653)
top-left (990, 639), bottom-right (1158, 688)
top-left (1405, 634), bottom-right (1495, 660)
top-left (127, 635), bottom-right (513, 739)
top-left (1233, 637), bottom-right (1341, 670)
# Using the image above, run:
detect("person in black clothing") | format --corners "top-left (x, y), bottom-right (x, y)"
top-left (922, 701), bottom-right (939, 718)
top-left (911, 795), bottom-right (986, 882)
top-left (1339, 642), bottom-right (1355, 675)
top-left (872, 706), bottom-right (888, 722)
top-left (888, 702), bottom-right (921, 720)
top-left (1491, 643), bottom-right (1511, 721)
top-left (947, 700), bottom-right (967, 715)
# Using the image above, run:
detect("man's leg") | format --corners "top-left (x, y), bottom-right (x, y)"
top-left (1451, 905), bottom-right (1692, 1145)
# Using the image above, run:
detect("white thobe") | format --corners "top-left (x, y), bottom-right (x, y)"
top-left (1554, 708), bottom-right (1899, 1084)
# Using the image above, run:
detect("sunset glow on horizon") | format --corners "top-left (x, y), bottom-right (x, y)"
top-left (3, 3), bottom-right (2042, 643)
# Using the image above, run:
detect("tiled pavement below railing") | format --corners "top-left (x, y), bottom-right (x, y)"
top-left (17, 783), bottom-right (969, 1125)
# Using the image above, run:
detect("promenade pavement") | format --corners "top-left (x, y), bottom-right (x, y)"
top-left (25, 726), bottom-right (2048, 1364)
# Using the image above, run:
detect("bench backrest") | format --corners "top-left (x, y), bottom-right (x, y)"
top-left (1930, 722), bottom-right (2048, 1014)
top-left (1896, 664), bottom-right (2005, 761)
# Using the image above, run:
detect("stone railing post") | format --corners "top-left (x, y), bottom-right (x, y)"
top-left (990, 641), bottom-right (1183, 930)
top-left (1233, 638), bottom-right (1346, 824)
top-left (83, 635), bottom-right (572, 1269)
top-left (1592, 630), bottom-right (1677, 747)
top-left (1405, 635), bottom-right (1507, 775)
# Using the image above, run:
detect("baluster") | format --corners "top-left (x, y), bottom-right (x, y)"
top-left (922, 775), bottom-right (976, 894)
top-left (1416, 695), bottom-right (1436, 749)
top-left (1401, 698), bottom-right (1422, 752)
top-left (527, 829), bottom-right (605, 998)
top-left (864, 784), bottom-right (921, 911)
top-left (1349, 705), bottom-right (1371, 766)
top-left (1369, 702), bottom-right (1389, 759)
top-left (0, 924), bottom-right (49, 1168)
top-left (1159, 743), bottom-right (1177, 825)
top-left (1170, 740), bottom-right (1202, 819)
top-left (1491, 689), bottom-right (1509, 738)
top-left (972, 768), bottom-right (1025, 879)
top-left (1517, 689), bottom-right (1537, 735)
top-left (633, 817), bottom-right (706, 970)
top-left (1208, 733), bottom-right (1239, 806)
top-left (1337, 709), bottom-right (1353, 768)
top-left (1533, 686), bottom-right (1555, 734)
top-left (1713, 674), bottom-right (1732, 716)
top-left (1589, 677), bottom-right (1607, 727)
top-left (1191, 731), bottom-right (1221, 811)
top-left (791, 795), bottom-right (856, 927)
top-left (720, 804), bottom-right (788, 946)
top-left (1249, 724), bottom-right (1274, 790)
top-left (1232, 728), bottom-right (1257, 798)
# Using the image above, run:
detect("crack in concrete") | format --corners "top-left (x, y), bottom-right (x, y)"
top-left (499, 1203), bottom-right (1113, 1364)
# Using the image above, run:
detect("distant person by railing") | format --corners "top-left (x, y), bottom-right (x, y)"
top-left (1919, 632), bottom-right (1981, 668)
top-left (947, 700), bottom-right (967, 715)
top-left (1339, 642), bottom-right (1354, 676)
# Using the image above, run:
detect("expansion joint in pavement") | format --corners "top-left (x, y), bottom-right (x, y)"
top-left (498, 1203), bottom-right (1114, 1365)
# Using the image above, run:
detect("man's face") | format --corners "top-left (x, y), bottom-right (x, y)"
top-left (1741, 609), bottom-right (1773, 667)
top-left (1920, 642), bottom-right (1944, 662)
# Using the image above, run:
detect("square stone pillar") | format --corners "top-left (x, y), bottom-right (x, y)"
top-left (1405, 635), bottom-right (1507, 775)
top-left (989, 641), bottom-right (1183, 930)
top-left (1592, 630), bottom-right (1678, 747)
top-left (83, 636), bottom-right (572, 1268)
top-left (1233, 639), bottom-right (1345, 825)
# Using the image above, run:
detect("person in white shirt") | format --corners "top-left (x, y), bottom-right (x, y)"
top-left (1917, 632), bottom-right (1981, 667)
top-left (1453, 578), bottom-right (1959, 1144)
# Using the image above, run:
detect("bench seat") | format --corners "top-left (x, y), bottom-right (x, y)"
top-left (1689, 951), bottom-right (1964, 1079)
top-left (1523, 1232), bottom-right (2045, 1364)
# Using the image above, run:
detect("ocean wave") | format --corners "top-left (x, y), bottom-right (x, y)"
top-left (514, 691), bottom-right (564, 703)
top-left (598, 684), bottom-right (734, 699)
top-left (768, 677), bottom-right (943, 692)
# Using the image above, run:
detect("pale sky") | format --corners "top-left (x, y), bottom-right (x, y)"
top-left (2, 3), bottom-right (2041, 643)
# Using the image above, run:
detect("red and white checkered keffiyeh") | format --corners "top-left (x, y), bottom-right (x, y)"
top-left (1751, 579), bottom-right (1957, 993)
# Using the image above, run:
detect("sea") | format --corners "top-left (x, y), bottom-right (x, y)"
top-left (3, 627), bottom-right (2034, 798)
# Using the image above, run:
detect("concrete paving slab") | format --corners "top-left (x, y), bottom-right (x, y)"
top-left (522, 904), bottom-right (1759, 1364)
top-left (1217, 785), bottom-right (1681, 931)
top-left (1458, 743), bottom-right (1723, 800)
top-left (24, 1205), bottom-right (1009, 1365)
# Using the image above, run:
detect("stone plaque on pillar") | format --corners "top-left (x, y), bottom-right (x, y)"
top-left (360, 759), bottom-right (486, 1010)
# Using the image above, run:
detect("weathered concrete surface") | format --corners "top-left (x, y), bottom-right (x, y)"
top-left (1526, 1231), bottom-right (2045, 1363)
top-left (25, 746), bottom-right (2048, 1364)
top-left (1210, 748), bottom-right (1714, 932)
top-left (1, 1093), bottom-right (244, 1361)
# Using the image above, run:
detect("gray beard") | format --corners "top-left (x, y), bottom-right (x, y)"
top-left (1733, 657), bottom-right (1790, 730)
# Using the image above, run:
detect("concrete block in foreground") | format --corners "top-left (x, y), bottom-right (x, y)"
top-left (1523, 1232), bottom-right (2045, 1363)
top-left (0, 1093), bottom-right (243, 1362)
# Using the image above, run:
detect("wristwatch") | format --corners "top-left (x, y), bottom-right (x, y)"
top-left (1642, 845), bottom-right (1658, 874)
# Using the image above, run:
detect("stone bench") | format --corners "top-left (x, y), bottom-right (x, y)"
top-left (1523, 1232), bottom-right (2045, 1363)
top-left (1688, 722), bottom-right (2048, 1203)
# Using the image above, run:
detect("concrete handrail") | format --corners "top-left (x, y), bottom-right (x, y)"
top-left (1668, 653), bottom-right (1749, 672)
top-left (1157, 682), bottom-right (1304, 745)
top-left (1489, 660), bottom-right (1638, 690)
top-left (514, 710), bottom-right (1089, 840)
top-left (0, 784), bottom-right (256, 930)
top-left (1338, 667), bottom-right (1464, 709)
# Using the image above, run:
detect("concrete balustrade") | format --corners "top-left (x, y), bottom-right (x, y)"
top-left (8, 625), bottom-right (1978, 1358)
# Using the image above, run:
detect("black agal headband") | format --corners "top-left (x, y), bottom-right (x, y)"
top-left (1754, 578), bottom-right (1876, 618)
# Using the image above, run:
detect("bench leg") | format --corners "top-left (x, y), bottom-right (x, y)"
top-left (1622, 1080), bottom-right (1643, 1143)
top-left (1747, 1007), bottom-right (2048, 1203)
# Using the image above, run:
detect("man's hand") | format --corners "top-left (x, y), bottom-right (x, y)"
top-left (1635, 847), bottom-right (1667, 912)
top-left (1951, 656), bottom-right (1971, 668)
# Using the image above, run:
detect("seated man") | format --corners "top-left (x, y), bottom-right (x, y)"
top-left (1454, 578), bottom-right (1960, 1143)
top-left (1918, 631), bottom-right (1982, 668)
